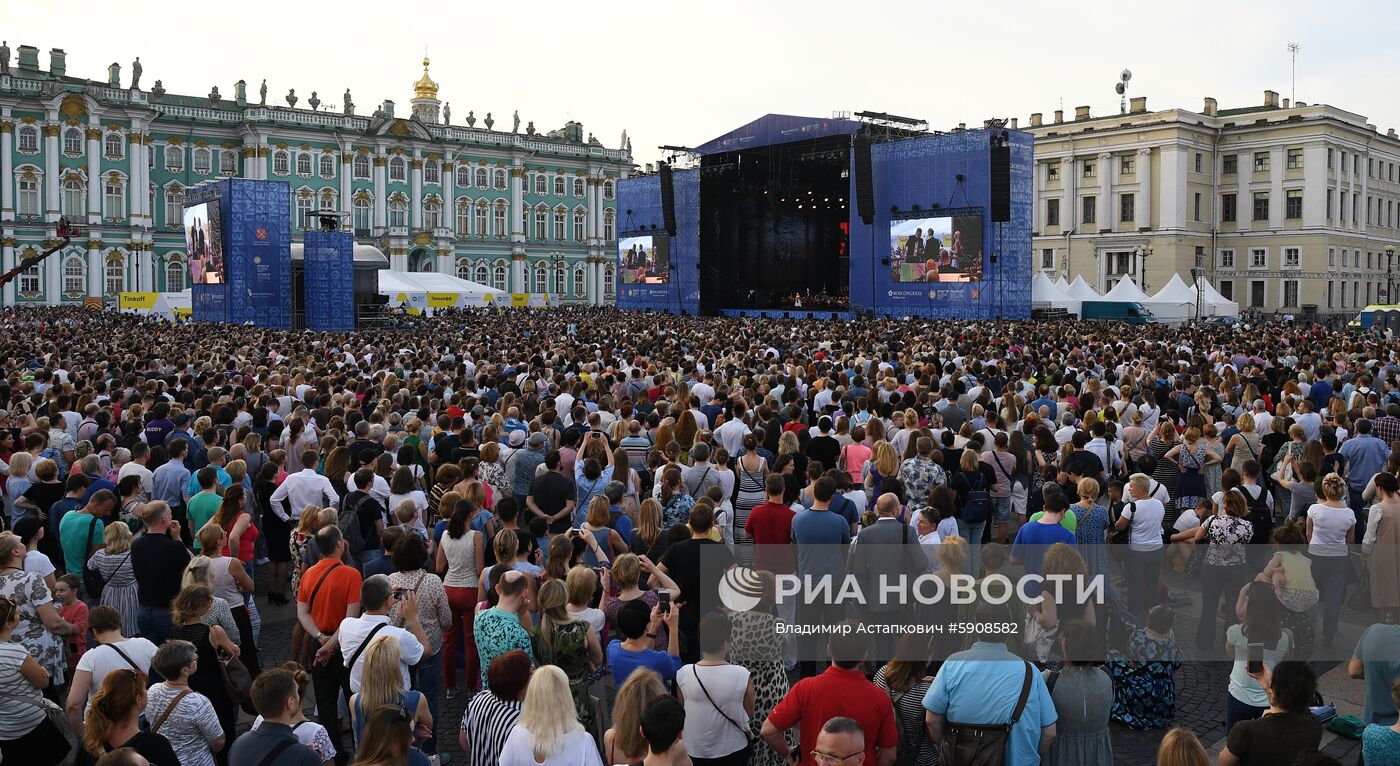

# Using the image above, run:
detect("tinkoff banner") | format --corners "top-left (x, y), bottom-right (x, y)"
top-left (303, 231), bottom-right (355, 330)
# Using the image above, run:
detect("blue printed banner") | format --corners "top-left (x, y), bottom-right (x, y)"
top-left (303, 231), bottom-right (355, 330)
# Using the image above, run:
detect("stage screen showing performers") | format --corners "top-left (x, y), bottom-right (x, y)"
top-left (888, 214), bottom-right (983, 283)
top-left (618, 234), bottom-right (670, 284)
top-left (183, 201), bottom-right (225, 285)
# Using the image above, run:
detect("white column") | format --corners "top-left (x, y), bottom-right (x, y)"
top-left (585, 179), bottom-right (598, 243)
top-left (339, 146), bottom-right (352, 219)
top-left (510, 166), bottom-right (524, 240)
top-left (44, 244), bottom-right (59, 305)
top-left (131, 133), bottom-right (147, 224)
top-left (1098, 153), bottom-right (1112, 231)
top-left (1237, 150), bottom-right (1254, 233)
top-left (1, 120), bottom-right (13, 215)
top-left (1159, 147), bottom-right (1184, 231)
top-left (1136, 148), bottom-right (1152, 231)
top-left (435, 248), bottom-right (451, 274)
top-left (442, 160), bottom-right (455, 236)
top-left (1, 240), bottom-right (13, 306)
top-left (44, 124), bottom-right (60, 222)
top-left (1360, 150), bottom-right (1371, 235)
top-left (87, 241), bottom-right (101, 298)
top-left (411, 154), bottom-right (423, 229)
top-left (373, 153), bottom-right (387, 230)
top-left (86, 127), bottom-right (101, 224)
top-left (241, 139), bottom-right (258, 180)
top-left (1270, 146), bottom-right (1285, 230)
top-left (592, 258), bottom-right (604, 306)
top-left (511, 254), bottom-right (525, 293)
top-left (1303, 144), bottom-right (1327, 228)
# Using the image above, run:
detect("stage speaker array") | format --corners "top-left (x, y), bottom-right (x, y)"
top-left (990, 144), bottom-right (1011, 223)
top-left (854, 134), bottom-right (874, 226)
top-left (659, 162), bottom-right (677, 236)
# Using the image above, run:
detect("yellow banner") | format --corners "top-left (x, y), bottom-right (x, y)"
top-left (510, 293), bottom-right (529, 307)
top-left (427, 292), bottom-right (458, 308)
top-left (118, 292), bottom-right (159, 309)
top-left (83, 297), bottom-right (104, 309)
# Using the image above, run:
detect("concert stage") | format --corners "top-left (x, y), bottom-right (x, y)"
top-left (617, 114), bottom-right (1033, 319)
top-left (719, 308), bottom-right (857, 321)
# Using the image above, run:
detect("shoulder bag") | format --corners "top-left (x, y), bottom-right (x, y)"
top-left (689, 665), bottom-right (754, 756)
top-left (151, 688), bottom-right (192, 734)
top-left (939, 661), bottom-right (1034, 766)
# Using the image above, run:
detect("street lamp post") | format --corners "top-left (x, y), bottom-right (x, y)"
top-left (1387, 245), bottom-right (1396, 305)
top-left (1133, 245), bottom-right (1154, 292)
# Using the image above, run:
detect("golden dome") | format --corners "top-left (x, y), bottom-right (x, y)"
top-left (413, 57), bottom-right (438, 100)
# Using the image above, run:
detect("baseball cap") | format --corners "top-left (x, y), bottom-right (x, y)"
top-left (527, 432), bottom-right (547, 448)
top-left (173, 414), bottom-right (191, 426)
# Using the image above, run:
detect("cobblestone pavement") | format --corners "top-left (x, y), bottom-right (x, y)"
top-left (249, 565), bottom-right (1366, 765)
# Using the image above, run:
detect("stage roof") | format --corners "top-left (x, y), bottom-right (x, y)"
top-left (694, 114), bottom-right (864, 156)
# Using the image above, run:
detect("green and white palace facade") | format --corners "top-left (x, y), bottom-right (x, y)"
top-left (0, 44), bottom-right (632, 306)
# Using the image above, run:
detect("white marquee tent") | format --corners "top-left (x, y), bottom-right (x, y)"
top-left (1100, 275), bottom-right (1153, 303)
top-left (1032, 272), bottom-right (1079, 315)
top-left (1064, 275), bottom-right (1102, 301)
top-left (377, 270), bottom-right (506, 313)
top-left (1137, 273), bottom-right (1241, 322)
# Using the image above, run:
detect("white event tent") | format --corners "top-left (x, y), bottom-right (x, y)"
top-left (1032, 272), bottom-right (1079, 315)
top-left (377, 271), bottom-right (506, 313)
top-left (1064, 275), bottom-right (1102, 302)
top-left (1100, 275), bottom-right (1153, 303)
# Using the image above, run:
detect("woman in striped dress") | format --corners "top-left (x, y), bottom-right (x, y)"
top-left (1147, 420), bottom-right (1180, 507)
top-left (85, 523), bottom-right (139, 633)
top-left (733, 435), bottom-right (768, 566)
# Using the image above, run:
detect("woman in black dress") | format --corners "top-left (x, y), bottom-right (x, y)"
top-left (169, 584), bottom-right (242, 764)
top-left (253, 462), bottom-right (290, 604)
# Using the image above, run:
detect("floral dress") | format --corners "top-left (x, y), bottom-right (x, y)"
top-left (0, 569), bottom-right (65, 684)
top-left (530, 620), bottom-right (594, 730)
top-left (661, 492), bottom-right (696, 529)
top-left (1109, 628), bottom-right (1182, 730)
top-left (728, 609), bottom-right (792, 766)
top-left (1203, 439), bottom-right (1226, 499)
top-left (288, 530), bottom-right (315, 597)
top-left (1072, 503), bottom-right (1111, 581)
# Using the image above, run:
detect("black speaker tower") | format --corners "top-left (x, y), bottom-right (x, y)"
top-left (659, 161), bottom-right (677, 236)
top-left (853, 132), bottom-right (874, 225)
top-left (990, 144), bottom-right (1011, 222)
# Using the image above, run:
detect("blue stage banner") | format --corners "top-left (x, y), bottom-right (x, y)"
top-left (615, 168), bottom-right (700, 313)
top-left (191, 283), bottom-right (227, 323)
top-left (694, 114), bottom-right (863, 156)
top-left (225, 179), bottom-right (291, 328)
top-left (303, 231), bottom-right (355, 331)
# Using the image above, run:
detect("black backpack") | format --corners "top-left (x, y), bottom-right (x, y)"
top-left (962, 472), bottom-right (992, 525)
top-left (337, 491), bottom-right (375, 555)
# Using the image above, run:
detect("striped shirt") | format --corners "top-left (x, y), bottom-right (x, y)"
top-left (460, 691), bottom-right (522, 766)
top-left (0, 642), bottom-right (45, 740)
top-left (146, 682), bottom-right (223, 766)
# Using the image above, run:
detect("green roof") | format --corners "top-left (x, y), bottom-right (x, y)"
top-left (1215, 105), bottom-right (1281, 118)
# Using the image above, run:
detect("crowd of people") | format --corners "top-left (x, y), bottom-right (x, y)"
top-left (0, 305), bottom-right (1396, 766)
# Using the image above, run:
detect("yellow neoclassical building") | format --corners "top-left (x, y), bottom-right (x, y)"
top-left (1023, 90), bottom-right (1400, 319)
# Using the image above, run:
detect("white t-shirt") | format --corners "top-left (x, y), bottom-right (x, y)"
top-left (675, 663), bottom-right (753, 759)
top-left (118, 462), bottom-right (154, 498)
top-left (338, 615), bottom-right (425, 693)
top-left (1306, 503), bottom-right (1355, 557)
top-left (500, 728), bottom-right (602, 766)
top-left (1121, 498), bottom-right (1166, 550)
top-left (1173, 511), bottom-right (1202, 534)
top-left (23, 549), bottom-right (54, 581)
top-left (76, 639), bottom-right (158, 707)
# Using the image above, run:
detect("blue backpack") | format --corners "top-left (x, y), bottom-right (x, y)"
top-left (962, 472), bottom-right (992, 524)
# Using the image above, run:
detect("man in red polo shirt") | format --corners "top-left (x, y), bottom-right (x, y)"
top-left (744, 473), bottom-right (796, 574)
top-left (760, 622), bottom-right (898, 766)
top-left (297, 525), bottom-right (362, 761)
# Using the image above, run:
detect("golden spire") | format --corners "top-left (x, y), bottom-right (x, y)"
top-left (413, 57), bottom-right (438, 100)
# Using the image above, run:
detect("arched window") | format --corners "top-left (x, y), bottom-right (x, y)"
top-left (296, 152), bottom-right (313, 176)
top-left (389, 156), bottom-right (407, 182)
top-left (295, 192), bottom-right (313, 229)
top-left (388, 197), bottom-right (408, 227)
top-left (492, 262), bottom-right (507, 291)
top-left (272, 150), bottom-right (290, 175)
top-left (424, 160), bottom-right (440, 184)
top-left (475, 262), bottom-right (489, 285)
top-left (62, 128), bottom-right (83, 155)
top-left (353, 196), bottom-right (372, 232)
top-left (573, 178), bottom-right (585, 197)
top-left (17, 173), bottom-right (40, 217)
top-left (493, 169), bottom-right (506, 190)
top-left (534, 264), bottom-right (548, 294)
top-left (553, 207), bottom-right (567, 240)
top-left (574, 265), bottom-right (586, 298)
top-left (103, 178), bottom-right (125, 220)
top-left (353, 154), bottom-right (371, 179)
top-left (492, 202), bottom-right (507, 237)
top-left (553, 264), bottom-right (567, 295)
top-left (456, 166), bottom-right (472, 188)
top-left (476, 168), bottom-right (489, 188)
top-left (423, 198), bottom-right (442, 229)
top-left (220, 150), bottom-right (237, 175)
top-left (17, 261), bottom-right (40, 294)
top-left (553, 177), bottom-right (566, 197)
top-left (319, 154), bottom-right (336, 178)
top-left (61, 176), bottom-right (85, 217)
top-left (62, 255), bottom-right (85, 295)
top-left (573, 208), bottom-right (586, 242)
top-left (604, 265), bottom-right (615, 298)
top-left (475, 201), bottom-right (488, 237)
top-left (603, 209), bottom-right (615, 241)
top-left (17, 125), bottom-right (39, 153)
top-left (103, 133), bottom-right (124, 160)
top-left (534, 175), bottom-right (547, 195)
top-left (105, 255), bottom-right (125, 295)
top-left (534, 205), bottom-right (548, 240)
top-left (318, 191), bottom-right (336, 211)
top-left (192, 147), bottom-right (212, 174)
top-left (455, 260), bottom-right (471, 281)
top-left (165, 258), bottom-right (186, 291)
top-left (165, 144), bottom-right (183, 171)
top-left (603, 180), bottom-right (615, 199)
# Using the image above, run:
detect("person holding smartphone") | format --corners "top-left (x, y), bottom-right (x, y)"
top-left (1224, 581), bottom-right (1292, 733)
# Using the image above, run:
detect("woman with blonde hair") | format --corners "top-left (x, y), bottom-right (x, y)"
top-left (583, 495), bottom-right (628, 562)
top-left (602, 553), bottom-right (679, 651)
top-left (350, 703), bottom-right (429, 766)
top-left (602, 669), bottom-right (667, 766)
top-left (629, 497), bottom-right (667, 560)
top-left (1226, 412), bottom-right (1262, 474)
top-left (498, 665), bottom-right (601, 766)
top-left (86, 520), bottom-right (139, 632)
top-left (864, 440), bottom-right (901, 504)
top-left (348, 635), bottom-right (432, 748)
top-left (1307, 472), bottom-right (1356, 646)
top-left (1157, 727), bottom-right (1210, 765)
top-left (530, 579), bottom-right (602, 730)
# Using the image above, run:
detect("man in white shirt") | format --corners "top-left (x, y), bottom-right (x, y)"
top-left (1295, 400), bottom-right (1323, 441)
top-left (690, 374), bottom-right (715, 407)
top-left (1113, 473), bottom-right (1166, 619)
top-left (335, 575), bottom-right (429, 693)
top-left (713, 402), bottom-right (752, 458)
top-left (1054, 413), bottom-right (1078, 446)
top-left (1250, 400), bottom-right (1273, 439)
top-left (268, 450), bottom-right (339, 523)
top-left (117, 442), bottom-right (155, 500)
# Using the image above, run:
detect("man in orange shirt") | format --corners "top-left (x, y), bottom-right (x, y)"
top-left (296, 525), bottom-right (362, 761)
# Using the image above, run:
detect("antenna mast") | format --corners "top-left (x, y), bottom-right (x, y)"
top-left (1287, 42), bottom-right (1301, 103)
top-left (1115, 69), bottom-right (1132, 115)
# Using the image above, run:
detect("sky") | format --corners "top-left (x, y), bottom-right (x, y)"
top-left (3, 0), bottom-right (1396, 167)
